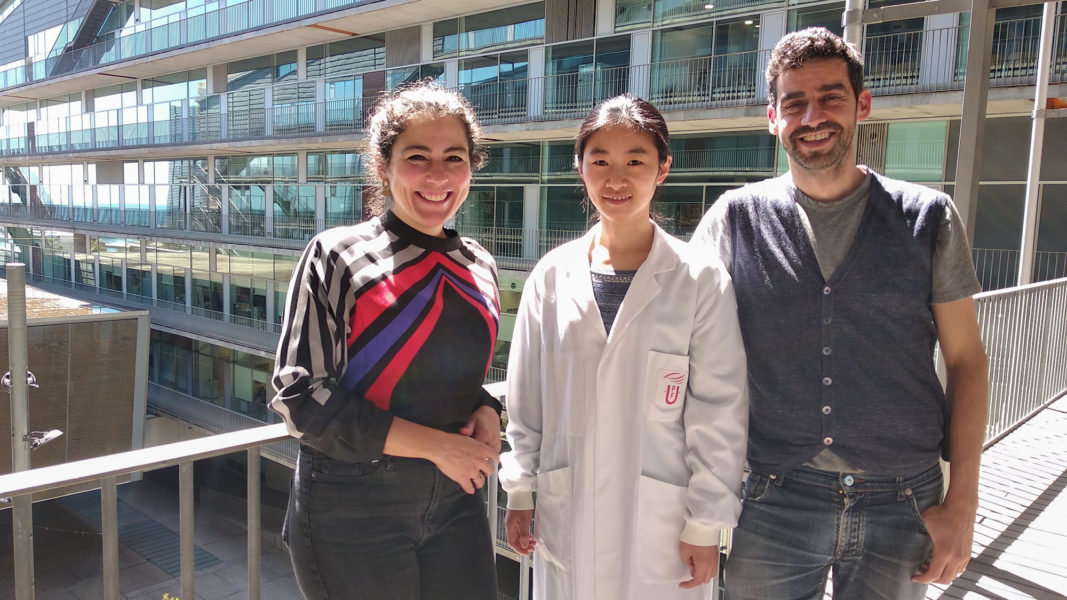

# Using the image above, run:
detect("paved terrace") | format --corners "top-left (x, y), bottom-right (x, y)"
top-left (928, 398), bottom-right (1067, 600)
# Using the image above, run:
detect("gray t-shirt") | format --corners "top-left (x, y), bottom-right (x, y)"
top-left (692, 169), bottom-right (982, 472)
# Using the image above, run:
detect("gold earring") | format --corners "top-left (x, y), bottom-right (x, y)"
top-left (381, 181), bottom-right (392, 198)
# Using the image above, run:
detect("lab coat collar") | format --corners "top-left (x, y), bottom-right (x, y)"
top-left (568, 221), bottom-right (680, 342)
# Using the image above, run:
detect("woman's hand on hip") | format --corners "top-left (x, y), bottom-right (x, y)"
top-left (428, 430), bottom-right (498, 494)
top-left (382, 417), bottom-right (498, 494)
top-left (460, 405), bottom-right (502, 453)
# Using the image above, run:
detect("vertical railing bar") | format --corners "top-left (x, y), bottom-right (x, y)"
top-left (101, 475), bottom-right (120, 600)
top-left (12, 494), bottom-right (34, 600)
top-left (247, 446), bottom-right (261, 600)
top-left (179, 461), bottom-right (195, 600)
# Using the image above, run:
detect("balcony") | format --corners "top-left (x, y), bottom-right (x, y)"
top-left (0, 275), bottom-right (1065, 600)
top-left (2, 11), bottom-right (1065, 160)
top-left (0, 0), bottom-right (384, 92)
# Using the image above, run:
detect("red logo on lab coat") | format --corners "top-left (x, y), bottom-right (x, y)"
top-left (662, 371), bottom-right (685, 405)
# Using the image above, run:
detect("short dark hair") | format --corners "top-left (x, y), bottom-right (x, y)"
top-left (574, 94), bottom-right (671, 168)
top-left (366, 81), bottom-right (487, 195)
top-left (766, 27), bottom-right (865, 107)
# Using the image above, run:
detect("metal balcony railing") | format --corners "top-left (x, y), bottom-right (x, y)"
top-left (0, 0), bottom-right (382, 91)
top-left (3, 12), bottom-right (1065, 159)
top-left (1, 278), bottom-right (1065, 600)
top-left (972, 248), bottom-right (1067, 291)
top-left (976, 277), bottom-right (1067, 445)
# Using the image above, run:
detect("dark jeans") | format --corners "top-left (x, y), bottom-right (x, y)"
top-left (284, 446), bottom-right (498, 600)
top-left (725, 464), bottom-right (944, 600)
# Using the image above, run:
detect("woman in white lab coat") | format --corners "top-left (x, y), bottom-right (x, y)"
top-left (499, 95), bottom-right (749, 600)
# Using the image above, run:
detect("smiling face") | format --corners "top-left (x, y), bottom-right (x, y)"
top-left (769, 57), bottom-right (872, 177)
top-left (578, 124), bottom-right (671, 228)
top-left (379, 115), bottom-right (472, 237)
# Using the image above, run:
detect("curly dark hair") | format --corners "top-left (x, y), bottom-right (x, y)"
top-left (766, 27), bottom-right (865, 108)
top-left (365, 81), bottom-right (487, 197)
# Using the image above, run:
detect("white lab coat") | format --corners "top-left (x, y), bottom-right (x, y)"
top-left (500, 223), bottom-right (749, 600)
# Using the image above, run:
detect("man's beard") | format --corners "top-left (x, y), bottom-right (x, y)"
top-left (784, 122), bottom-right (854, 173)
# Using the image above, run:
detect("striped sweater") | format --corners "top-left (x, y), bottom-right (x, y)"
top-left (271, 210), bottom-right (501, 463)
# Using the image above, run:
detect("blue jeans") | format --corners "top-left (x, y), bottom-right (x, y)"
top-left (284, 446), bottom-right (498, 600)
top-left (724, 464), bottom-right (943, 600)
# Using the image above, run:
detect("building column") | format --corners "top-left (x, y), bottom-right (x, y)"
top-left (522, 184), bottom-right (540, 262)
top-left (920, 13), bottom-right (959, 89)
top-left (266, 279), bottom-right (276, 328)
top-left (444, 59), bottom-right (459, 90)
top-left (184, 267), bottom-right (193, 314)
top-left (528, 47), bottom-right (546, 118)
top-left (222, 273), bottom-right (231, 320)
top-left (264, 86), bottom-right (274, 137)
top-left (629, 31), bottom-right (651, 99)
top-left (93, 255), bottom-right (100, 292)
top-left (420, 23), bottom-right (434, 63)
top-left (314, 78), bottom-right (325, 134)
top-left (221, 186), bottom-right (230, 235)
top-left (121, 258), bottom-right (128, 298)
top-left (595, 0), bottom-right (614, 36)
top-left (316, 184), bottom-right (327, 231)
top-left (150, 263), bottom-right (158, 306)
top-left (758, 10), bottom-right (787, 101)
top-left (265, 184), bottom-right (274, 237)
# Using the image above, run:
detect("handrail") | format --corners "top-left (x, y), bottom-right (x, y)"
top-left (0, 423), bottom-right (289, 499)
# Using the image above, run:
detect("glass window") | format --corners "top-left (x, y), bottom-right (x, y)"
top-left (482, 143), bottom-right (540, 177)
top-left (865, 0), bottom-right (924, 89)
top-left (885, 121), bottom-right (947, 182)
top-left (157, 266), bottom-right (186, 306)
top-left (387, 63), bottom-right (444, 90)
top-left (546, 39), bottom-right (630, 115)
top-left (542, 186), bottom-right (587, 231)
top-left (789, 2), bottom-right (845, 35)
top-left (274, 254), bottom-right (299, 283)
top-left (192, 270), bottom-right (223, 315)
top-left (656, 186), bottom-right (705, 238)
top-left (323, 35), bottom-right (386, 77)
top-left (227, 55), bottom-right (273, 91)
top-left (434, 2), bottom-right (544, 58)
top-left (94, 83), bottom-right (137, 111)
top-left (973, 183), bottom-right (1025, 290)
top-left (275, 50), bottom-right (299, 82)
top-left (143, 71), bottom-right (193, 104)
top-left (616, 0), bottom-right (652, 31)
top-left (326, 184), bottom-right (362, 226)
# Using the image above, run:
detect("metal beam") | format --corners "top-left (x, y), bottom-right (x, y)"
top-left (1017, 1), bottom-right (1057, 285)
top-left (6, 263), bottom-right (35, 600)
top-left (247, 447), bottom-right (261, 600)
top-left (954, 0), bottom-right (997, 244)
top-left (180, 462), bottom-right (195, 600)
top-left (843, 0), bottom-right (1056, 26)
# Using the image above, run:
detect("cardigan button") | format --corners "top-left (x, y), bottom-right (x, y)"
top-left (823, 286), bottom-right (832, 295)
top-left (822, 377), bottom-right (833, 386)
top-left (823, 436), bottom-right (834, 446)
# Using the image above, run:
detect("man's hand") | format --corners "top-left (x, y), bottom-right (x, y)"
top-left (679, 542), bottom-right (719, 589)
top-left (505, 509), bottom-right (536, 555)
top-left (460, 405), bottom-right (502, 453)
top-left (913, 499), bottom-right (976, 584)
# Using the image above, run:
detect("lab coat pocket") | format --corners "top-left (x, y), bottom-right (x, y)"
top-left (635, 475), bottom-right (690, 584)
top-left (535, 466), bottom-right (573, 572)
top-left (645, 351), bottom-right (689, 422)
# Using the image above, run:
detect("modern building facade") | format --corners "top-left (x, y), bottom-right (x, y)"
top-left (0, 0), bottom-right (1065, 591)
